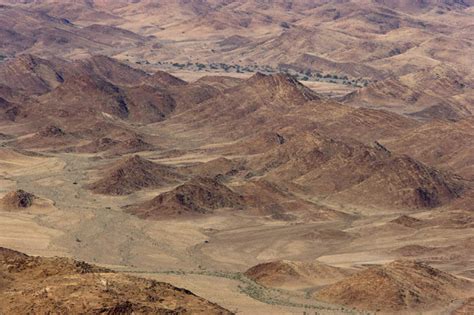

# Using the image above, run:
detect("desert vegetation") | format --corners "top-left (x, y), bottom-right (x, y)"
top-left (136, 60), bottom-right (372, 87)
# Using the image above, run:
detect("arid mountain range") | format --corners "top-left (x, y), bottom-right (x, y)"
top-left (1, 0), bottom-right (473, 119)
top-left (0, 1), bottom-right (473, 314)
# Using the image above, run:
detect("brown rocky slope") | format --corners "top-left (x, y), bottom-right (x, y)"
top-left (0, 247), bottom-right (231, 314)
top-left (127, 177), bottom-right (244, 219)
top-left (245, 260), bottom-right (353, 289)
top-left (250, 132), bottom-right (464, 210)
top-left (88, 155), bottom-right (183, 196)
top-left (315, 260), bottom-right (472, 312)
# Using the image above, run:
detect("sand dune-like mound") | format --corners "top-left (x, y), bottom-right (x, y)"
top-left (245, 260), bottom-right (352, 289)
top-left (127, 177), bottom-right (244, 219)
top-left (89, 155), bottom-right (182, 195)
top-left (0, 190), bottom-right (36, 210)
top-left (316, 260), bottom-right (472, 312)
top-left (0, 247), bottom-right (231, 314)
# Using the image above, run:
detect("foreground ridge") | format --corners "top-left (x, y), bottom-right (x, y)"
top-left (0, 247), bottom-right (232, 314)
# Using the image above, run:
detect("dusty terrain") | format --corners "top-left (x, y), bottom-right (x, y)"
top-left (0, 54), bottom-right (472, 314)
top-left (0, 1), bottom-right (473, 314)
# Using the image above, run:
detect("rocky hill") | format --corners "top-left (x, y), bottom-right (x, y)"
top-left (0, 190), bottom-right (36, 210)
top-left (315, 260), bottom-right (472, 312)
top-left (88, 155), bottom-right (182, 195)
top-left (0, 247), bottom-right (231, 314)
top-left (245, 260), bottom-right (353, 289)
top-left (127, 177), bottom-right (244, 219)
top-left (250, 132), bottom-right (464, 210)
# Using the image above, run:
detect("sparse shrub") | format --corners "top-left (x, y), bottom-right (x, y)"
top-left (172, 62), bottom-right (185, 68)
top-left (280, 21), bottom-right (290, 29)
top-left (196, 63), bottom-right (206, 70)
